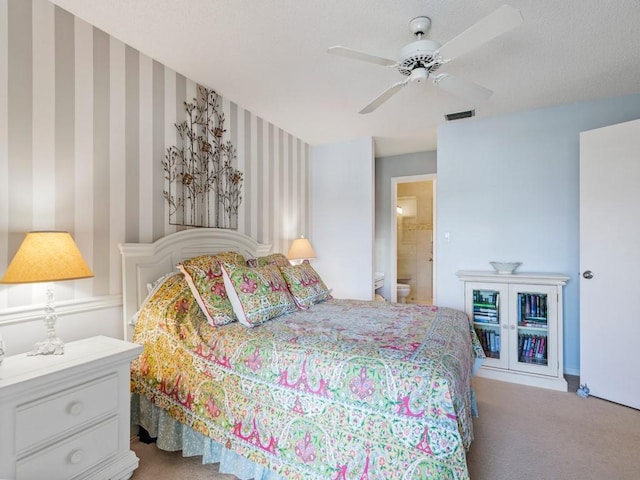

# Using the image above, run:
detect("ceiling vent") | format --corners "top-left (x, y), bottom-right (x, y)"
top-left (445, 109), bottom-right (475, 121)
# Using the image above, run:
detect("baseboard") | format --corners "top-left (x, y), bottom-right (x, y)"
top-left (476, 366), bottom-right (569, 392)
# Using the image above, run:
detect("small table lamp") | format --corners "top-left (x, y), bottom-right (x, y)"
top-left (288, 235), bottom-right (316, 264)
top-left (0, 231), bottom-right (94, 356)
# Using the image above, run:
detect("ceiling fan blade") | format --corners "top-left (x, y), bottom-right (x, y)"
top-left (437, 5), bottom-right (523, 61)
top-left (359, 80), bottom-right (408, 114)
top-left (328, 46), bottom-right (396, 67)
top-left (433, 74), bottom-right (493, 102)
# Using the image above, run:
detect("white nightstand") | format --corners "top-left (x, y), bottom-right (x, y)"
top-left (0, 336), bottom-right (143, 480)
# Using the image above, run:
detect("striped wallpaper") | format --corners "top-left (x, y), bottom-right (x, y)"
top-left (0, 0), bottom-right (311, 311)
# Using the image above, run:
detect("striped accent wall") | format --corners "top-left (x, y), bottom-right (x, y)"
top-left (0, 0), bottom-right (311, 311)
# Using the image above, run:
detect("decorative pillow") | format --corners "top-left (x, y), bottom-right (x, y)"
top-left (146, 271), bottom-right (178, 294)
top-left (177, 252), bottom-right (246, 326)
top-left (131, 271), bottom-right (181, 325)
top-left (221, 262), bottom-right (297, 327)
top-left (279, 260), bottom-right (332, 308)
top-left (247, 253), bottom-right (291, 268)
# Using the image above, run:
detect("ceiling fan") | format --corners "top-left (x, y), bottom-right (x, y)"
top-left (328, 5), bottom-right (523, 114)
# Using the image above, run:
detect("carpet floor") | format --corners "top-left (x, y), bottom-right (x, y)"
top-left (131, 376), bottom-right (640, 479)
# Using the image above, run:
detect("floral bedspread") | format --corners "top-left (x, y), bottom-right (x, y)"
top-left (131, 273), bottom-right (482, 480)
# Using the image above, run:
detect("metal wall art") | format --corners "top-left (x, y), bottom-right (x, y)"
top-left (163, 86), bottom-right (243, 228)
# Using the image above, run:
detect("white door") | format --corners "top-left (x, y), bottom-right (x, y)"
top-left (579, 119), bottom-right (640, 409)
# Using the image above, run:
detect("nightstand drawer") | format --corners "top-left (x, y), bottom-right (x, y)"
top-left (16, 417), bottom-right (118, 480)
top-left (15, 373), bottom-right (118, 453)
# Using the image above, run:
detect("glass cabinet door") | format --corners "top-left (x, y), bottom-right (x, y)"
top-left (516, 292), bottom-right (548, 365)
top-left (473, 289), bottom-right (501, 358)
top-left (509, 284), bottom-right (558, 375)
top-left (466, 283), bottom-right (508, 369)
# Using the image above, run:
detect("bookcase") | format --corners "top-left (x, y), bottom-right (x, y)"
top-left (457, 271), bottom-right (570, 391)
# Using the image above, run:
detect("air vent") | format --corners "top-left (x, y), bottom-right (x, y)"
top-left (444, 109), bottom-right (475, 121)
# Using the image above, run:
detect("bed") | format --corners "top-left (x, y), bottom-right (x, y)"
top-left (120, 229), bottom-right (484, 480)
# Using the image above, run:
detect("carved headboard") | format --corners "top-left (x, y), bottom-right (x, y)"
top-left (118, 229), bottom-right (271, 341)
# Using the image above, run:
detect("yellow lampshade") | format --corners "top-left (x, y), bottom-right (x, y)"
top-left (1, 231), bottom-right (94, 284)
top-left (288, 236), bottom-right (316, 261)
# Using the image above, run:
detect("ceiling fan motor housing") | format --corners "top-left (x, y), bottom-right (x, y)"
top-left (398, 39), bottom-right (442, 76)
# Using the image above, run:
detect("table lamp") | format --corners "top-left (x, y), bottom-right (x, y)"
top-left (288, 235), bottom-right (316, 264)
top-left (0, 231), bottom-right (94, 356)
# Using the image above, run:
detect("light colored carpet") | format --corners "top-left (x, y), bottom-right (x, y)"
top-left (131, 376), bottom-right (640, 479)
top-left (467, 376), bottom-right (640, 480)
top-left (130, 440), bottom-right (236, 479)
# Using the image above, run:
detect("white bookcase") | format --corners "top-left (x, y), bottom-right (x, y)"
top-left (457, 271), bottom-right (570, 391)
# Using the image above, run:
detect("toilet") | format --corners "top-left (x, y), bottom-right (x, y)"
top-left (397, 279), bottom-right (411, 303)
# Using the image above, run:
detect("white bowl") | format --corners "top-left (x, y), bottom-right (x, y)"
top-left (490, 261), bottom-right (521, 274)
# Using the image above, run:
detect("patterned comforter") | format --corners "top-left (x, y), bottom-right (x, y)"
top-left (131, 273), bottom-right (483, 479)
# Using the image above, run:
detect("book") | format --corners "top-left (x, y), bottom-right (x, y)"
top-left (474, 315), bottom-right (499, 324)
top-left (474, 307), bottom-right (498, 314)
top-left (476, 327), bottom-right (500, 356)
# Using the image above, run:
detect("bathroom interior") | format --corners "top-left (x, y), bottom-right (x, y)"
top-left (395, 179), bottom-right (434, 304)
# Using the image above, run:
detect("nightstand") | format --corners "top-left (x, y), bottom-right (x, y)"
top-left (0, 335), bottom-right (143, 480)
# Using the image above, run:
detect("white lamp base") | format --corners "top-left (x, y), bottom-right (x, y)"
top-left (28, 337), bottom-right (64, 356)
top-left (27, 287), bottom-right (65, 356)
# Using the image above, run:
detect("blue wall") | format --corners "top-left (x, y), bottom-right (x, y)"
top-left (436, 93), bottom-right (640, 375)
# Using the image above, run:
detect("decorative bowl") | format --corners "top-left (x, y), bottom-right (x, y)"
top-left (490, 261), bottom-right (521, 275)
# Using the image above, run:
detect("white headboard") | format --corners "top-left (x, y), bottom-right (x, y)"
top-left (119, 229), bottom-right (271, 341)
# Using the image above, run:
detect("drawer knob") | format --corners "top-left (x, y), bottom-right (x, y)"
top-left (68, 449), bottom-right (84, 465)
top-left (66, 401), bottom-right (84, 416)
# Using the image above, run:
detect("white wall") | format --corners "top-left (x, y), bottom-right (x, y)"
top-left (436, 93), bottom-right (640, 375)
top-left (311, 137), bottom-right (374, 300)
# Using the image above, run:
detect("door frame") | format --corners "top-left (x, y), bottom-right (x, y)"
top-left (390, 174), bottom-right (437, 303)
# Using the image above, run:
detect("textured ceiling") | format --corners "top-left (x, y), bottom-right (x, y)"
top-left (50, 0), bottom-right (640, 157)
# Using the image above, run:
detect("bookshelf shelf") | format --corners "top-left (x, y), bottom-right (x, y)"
top-left (457, 271), bottom-right (570, 392)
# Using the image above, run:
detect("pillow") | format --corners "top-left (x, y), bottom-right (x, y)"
top-left (279, 260), bottom-right (332, 308)
top-left (177, 252), bottom-right (246, 326)
top-left (221, 262), bottom-right (297, 327)
top-left (247, 253), bottom-right (291, 268)
top-left (146, 271), bottom-right (178, 294)
top-left (131, 271), bottom-right (181, 325)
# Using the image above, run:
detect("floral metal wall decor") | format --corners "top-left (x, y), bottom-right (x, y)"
top-left (163, 86), bottom-right (243, 228)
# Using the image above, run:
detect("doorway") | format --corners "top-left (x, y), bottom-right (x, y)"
top-left (390, 175), bottom-right (436, 304)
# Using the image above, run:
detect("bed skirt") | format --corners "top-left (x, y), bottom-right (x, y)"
top-left (131, 393), bottom-right (285, 480)
top-left (132, 389), bottom-right (480, 480)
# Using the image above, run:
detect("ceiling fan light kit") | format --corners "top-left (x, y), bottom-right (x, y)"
top-left (328, 5), bottom-right (523, 114)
